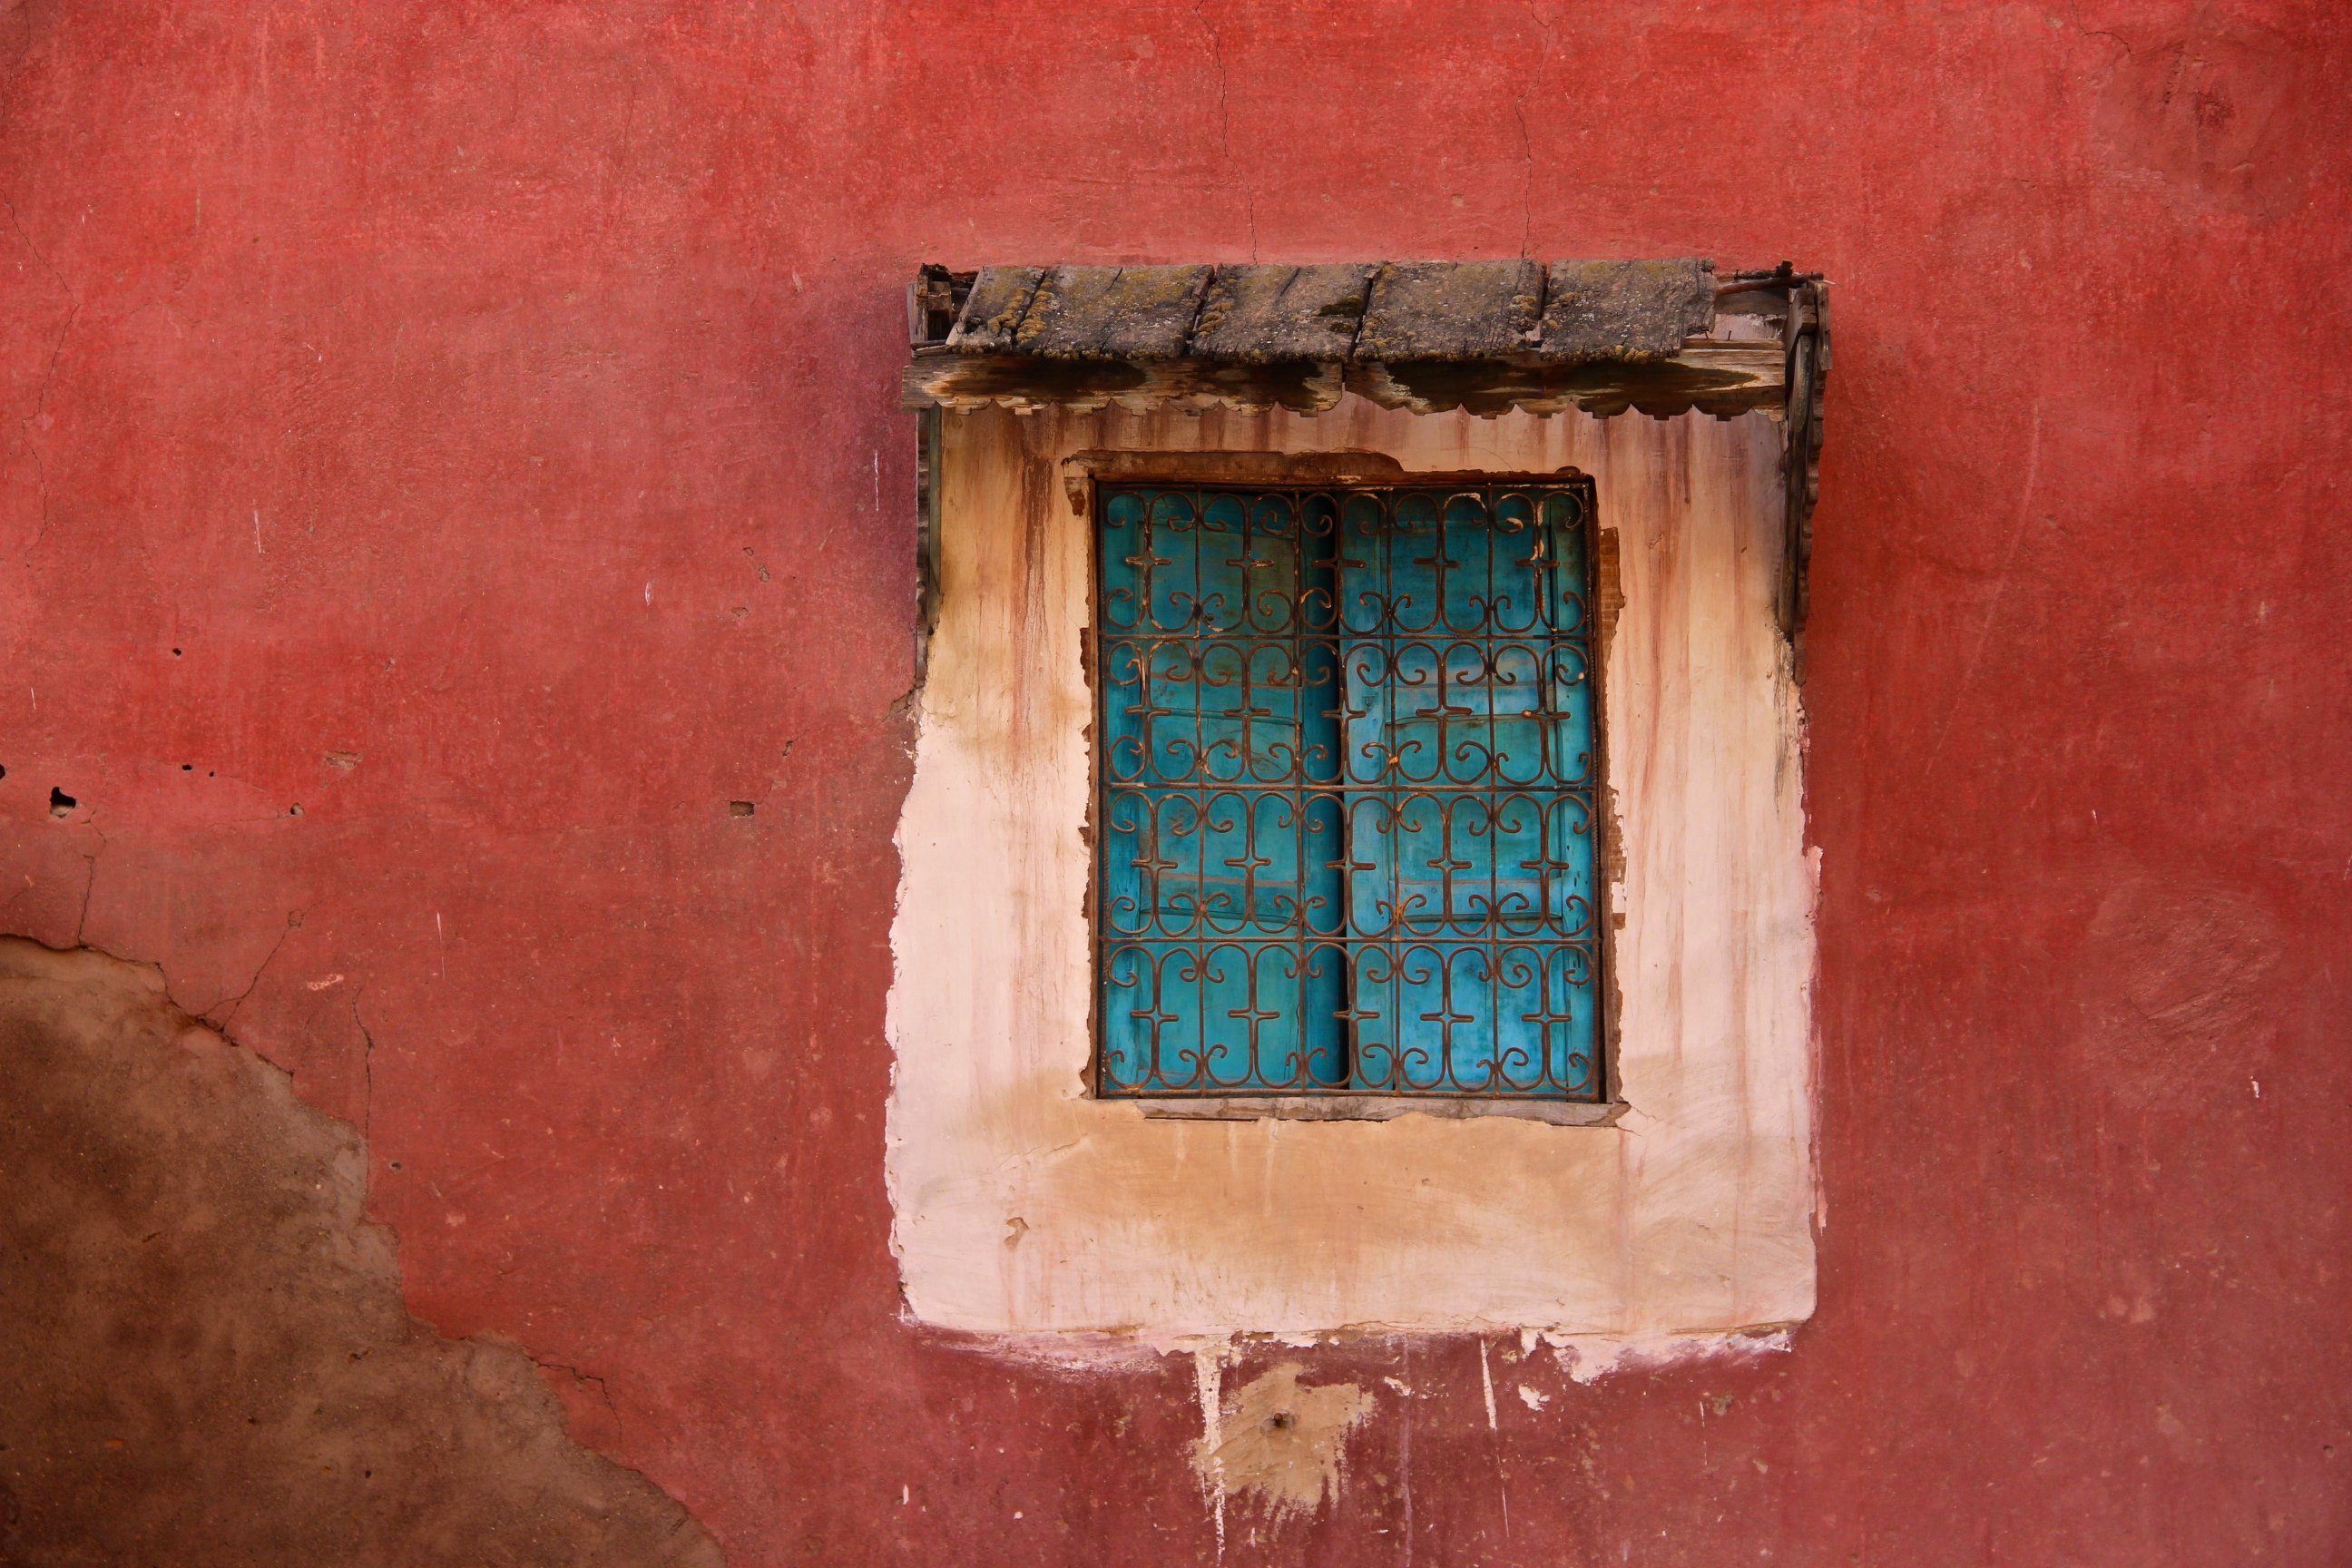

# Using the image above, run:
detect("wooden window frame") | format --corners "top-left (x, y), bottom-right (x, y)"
top-left (1074, 454), bottom-right (1621, 1127)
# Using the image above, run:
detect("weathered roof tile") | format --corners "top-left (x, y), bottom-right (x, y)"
top-left (944, 267), bottom-right (1046, 354)
top-left (1190, 264), bottom-right (1377, 362)
top-left (944, 258), bottom-right (1730, 364)
top-left (1537, 258), bottom-right (1716, 361)
top-left (1357, 260), bottom-right (1544, 360)
top-left (1012, 265), bottom-right (1212, 359)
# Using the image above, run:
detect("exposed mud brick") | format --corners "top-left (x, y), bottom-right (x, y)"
top-left (0, 940), bottom-right (723, 1568)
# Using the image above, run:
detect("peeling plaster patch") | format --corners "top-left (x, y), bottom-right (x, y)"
top-left (1545, 1327), bottom-right (1796, 1385)
top-left (1191, 1362), bottom-right (1376, 1525)
top-left (0, 938), bottom-right (723, 1566)
top-left (922, 1325), bottom-right (1180, 1379)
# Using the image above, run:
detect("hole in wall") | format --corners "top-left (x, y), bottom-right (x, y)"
top-left (729, 801), bottom-right (755, 818)
top-left (172, 648), bottom-right (182, 657)
top-left (48, 788), bottom-right (75, 818)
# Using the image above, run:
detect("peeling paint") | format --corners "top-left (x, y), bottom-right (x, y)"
top-left (0, 939), bottom-right (722, 1566)
top-left (1191, 1361), bottom-right (1376, 1524)
top-left (1544, 1327), bottom-right (1797, 1385)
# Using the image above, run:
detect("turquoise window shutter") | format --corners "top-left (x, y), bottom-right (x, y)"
top-left (1098, 484), bottom-right (1600, 1101)
top-left (1100, 490), bottom-right (1346, 1091)
top-left (1338, 489), bottom-right (1599, 1093)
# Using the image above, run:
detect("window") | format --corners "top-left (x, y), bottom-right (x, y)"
top-left (1093, 480), bottom-right (1603, 1102)
top-left (893, 258), bottom-right (1824, 1338)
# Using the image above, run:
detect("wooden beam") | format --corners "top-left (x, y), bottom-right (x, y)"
top-left (900, 339), bottom-right (1783, 419)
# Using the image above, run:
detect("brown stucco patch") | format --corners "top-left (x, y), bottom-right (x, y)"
top-left (1191, 1362), bottom-right (1376, 1523)
top-left (0, 938), bottom-right (723, 1568)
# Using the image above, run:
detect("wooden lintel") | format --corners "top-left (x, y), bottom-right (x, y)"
top-left (901, 352), bottom-right (1344, 416)
top-left (901, 340), bottom-right (1783, 420)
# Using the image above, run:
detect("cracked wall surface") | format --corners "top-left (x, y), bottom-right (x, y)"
top-left (0, 938), bottom-right (722, 1567)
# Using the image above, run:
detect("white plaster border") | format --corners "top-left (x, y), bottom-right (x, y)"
top-left (886, 398), bottom-right (1816, 1346)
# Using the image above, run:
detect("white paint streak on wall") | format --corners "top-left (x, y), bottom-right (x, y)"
top-left (1547, 1327), bottom-right (1795, 1385)
top-left (1398, 1364), bottom-right (1414, 1566)
top-left (1193, 1347), bottom-right (1226, 1555)
top-left (1477, 1339), bottom-right (1498, 1432)
top-left (885, 399), bottom-right (1816, 1348)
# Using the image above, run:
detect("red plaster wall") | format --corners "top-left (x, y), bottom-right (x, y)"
top-left (4, 2), bottom-right (2347, 1563)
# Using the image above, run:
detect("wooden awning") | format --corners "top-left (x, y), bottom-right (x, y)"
top-left (903, 259), bottom-right (1819, 420)
top-left (901, 258), bottom-right (1829, 642)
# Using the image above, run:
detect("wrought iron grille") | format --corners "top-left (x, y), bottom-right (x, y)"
top-left (1093, 481), bottom-right (1603, 1101)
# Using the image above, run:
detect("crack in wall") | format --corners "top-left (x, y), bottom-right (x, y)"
top-left (211, 907), bottom-right (304, 1025)
top-left (3, 191), bottom-right (80, 558)
top-left (1191, 0), bottom-right (1257, 260)
top-left (530, 1354), bottom-right (626, 1445)
top-left (1513, 0), bottom-right (1553, 258)
top-left (351, 993), bottom-right (377, 1143)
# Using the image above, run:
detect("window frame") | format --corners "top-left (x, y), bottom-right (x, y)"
top-left (1081, 459), bottom-right (1617, 1122)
